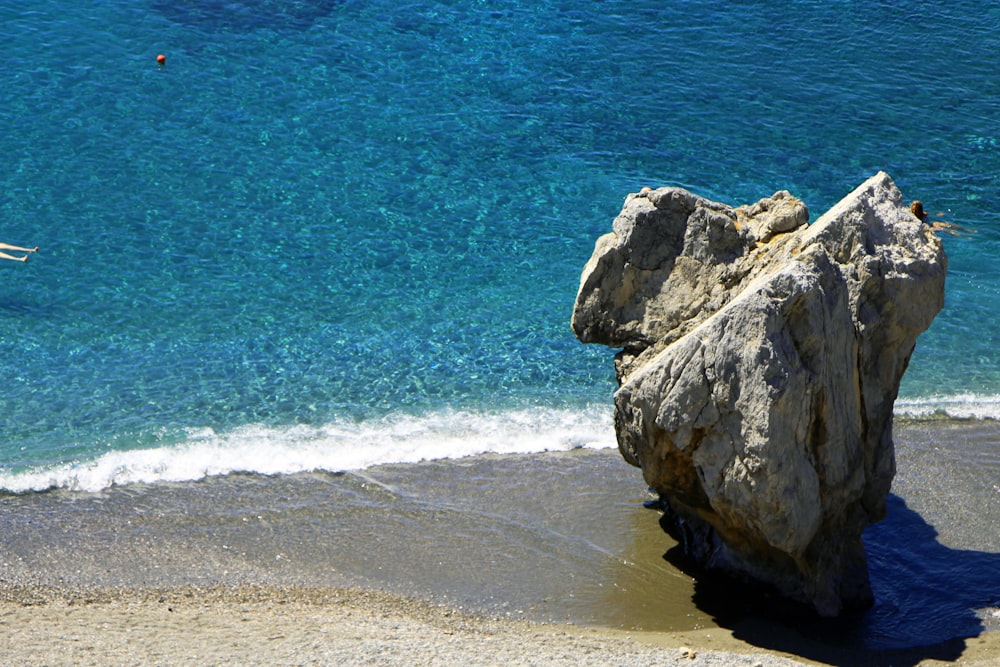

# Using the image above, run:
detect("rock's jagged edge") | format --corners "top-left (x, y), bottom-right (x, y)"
top-left (572, 172), bottom-right (947, 616)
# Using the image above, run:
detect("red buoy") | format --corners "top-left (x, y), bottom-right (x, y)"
top-left (156, 54), bottom-right (166, 65)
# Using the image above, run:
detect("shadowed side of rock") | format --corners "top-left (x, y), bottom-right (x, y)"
top-left (572, 172), bottom-right (947, 616)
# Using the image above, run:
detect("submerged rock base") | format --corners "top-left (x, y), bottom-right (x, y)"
top-left (573, 172), bottom-right (947, 616)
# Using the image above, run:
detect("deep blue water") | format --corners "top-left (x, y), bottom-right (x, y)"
top-left (1, 0), bottom-right (999, 489)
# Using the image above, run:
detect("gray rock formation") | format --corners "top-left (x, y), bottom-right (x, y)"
top-left (572, 172), bottom-right (947, 616)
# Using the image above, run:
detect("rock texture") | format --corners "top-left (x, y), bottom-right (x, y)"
top-left (572, 172), bottom-right (947, 616)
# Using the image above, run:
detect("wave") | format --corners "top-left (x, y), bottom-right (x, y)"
top-left (895, 394), bottom-right (1000, 421)
top-left (5, 394), bottom-right (994, 495)
top-left (0, 406), bottom-right (616, 494)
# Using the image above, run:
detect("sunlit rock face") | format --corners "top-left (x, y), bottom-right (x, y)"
top-left (573, 172), bottom-right (947, 616)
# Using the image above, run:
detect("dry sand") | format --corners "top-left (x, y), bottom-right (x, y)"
top-left (1, 584), bottom-right (997, 667)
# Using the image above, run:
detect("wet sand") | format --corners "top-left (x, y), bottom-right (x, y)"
top-left (0, 421), bottom-right (998, 665)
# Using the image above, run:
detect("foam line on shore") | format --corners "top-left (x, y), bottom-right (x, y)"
top-left (0, 406), bottom-right (616, 494)
top-left (895, 393), bottom-right (1000, 420)
top-left (5, 393), bottom-right (996, 495)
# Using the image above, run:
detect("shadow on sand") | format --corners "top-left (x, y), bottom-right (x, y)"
top-left (664, 494), bottom-right (1000, 667)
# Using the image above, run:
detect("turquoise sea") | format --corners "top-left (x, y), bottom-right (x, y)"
top-left (1, 0), bottom-right (999, 656)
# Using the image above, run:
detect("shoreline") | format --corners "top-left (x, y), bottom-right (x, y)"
top-left (1, 583), bottom-right (997, 667)
top-left (1, 421), bottom-right (998, 665)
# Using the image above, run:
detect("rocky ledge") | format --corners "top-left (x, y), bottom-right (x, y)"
top-left (572, 172), bottom-right (947, 616)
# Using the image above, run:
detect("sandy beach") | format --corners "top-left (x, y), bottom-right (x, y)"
top-left (1, 583), bottom-right (998, 667)
top-left (1, 425), bottom-right (998, 667)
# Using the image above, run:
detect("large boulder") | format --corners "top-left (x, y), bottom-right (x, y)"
top-left (572, 172), bottom-right (947, 616)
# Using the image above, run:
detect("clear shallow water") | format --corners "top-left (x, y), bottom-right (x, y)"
top-left (2, 1), bottom-right (1000, 486)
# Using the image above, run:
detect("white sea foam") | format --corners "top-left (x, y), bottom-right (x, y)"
top-left (894, 394), bottom-right (1000, 421)
top-left (6, 395), bottom-right (994, 495)
top-left (0, 406), bottom-right (616, 494)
